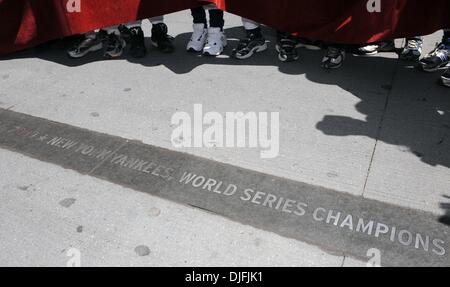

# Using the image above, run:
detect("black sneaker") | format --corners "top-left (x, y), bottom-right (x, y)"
top-left (353, 40), bottom-right (395, 56)
top-left (103, 33), bottom-right (126, 59)
top-left (377, 40), bottom-right (396, 52)
top-left (321, 46), bottom-right (345, 69)
top-left (400, 37), bottom-right (423, 61)
top-left (151, 23), bottom-right (174, 53)
top-left (419, 43), bottom-right (450, 72)
top-left (67, 30), bottom-right (106, 58)
top-left (442, 68), bottom-right (450, 87)
top-left (232, 32), bottom-right (267, 60)
top-left (276, 32), bottom-right (300, 62)
top-left (118, 25), bottom-right (147, 58)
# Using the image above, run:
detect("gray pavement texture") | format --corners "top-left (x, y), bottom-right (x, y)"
top-left (0, 10), bottom-right (449, 266)
top-left (0, 108), bottom-right (448, 266)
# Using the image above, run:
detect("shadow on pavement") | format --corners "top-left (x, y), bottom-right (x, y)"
top-left (1, 26), bottom-right (450, 170)
top-left (439, 195), bottom-right (450, 226)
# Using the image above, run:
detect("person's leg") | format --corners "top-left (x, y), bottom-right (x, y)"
top-left (400, 36), bottom-right (423, 61)
top-left (208, 8), bottom-right (224, 30)
top-left (191, 6), bottom-right (207, 27)
top-left (420, 29), bottom-right (450, 72)
top-left (187, 7), bottom-right (208, 52)
top-left (321, 44), bottom-right (346, 69)
top-left (232, 18), bottom-right (267, 59)
top-left (203, 8), bottom-right (227, 56)
top-left (149, 15), bottom-right (174, 53)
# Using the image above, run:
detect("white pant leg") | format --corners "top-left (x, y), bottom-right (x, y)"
top-left (242, 18), bottom-right (260, 30)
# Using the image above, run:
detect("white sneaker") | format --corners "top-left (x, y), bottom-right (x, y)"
top-left (187, 23), bottom-right (208, 52)
top-left (203, 27), bottom-right (227, 56)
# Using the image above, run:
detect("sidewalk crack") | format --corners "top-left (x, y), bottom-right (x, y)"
top-left (362, 57), bottom-right (400, 197)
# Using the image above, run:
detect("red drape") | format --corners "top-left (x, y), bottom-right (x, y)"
top-left (1, 0), bottom-right (449, 55)
top-left (210, 0), bottom-right (450, 44)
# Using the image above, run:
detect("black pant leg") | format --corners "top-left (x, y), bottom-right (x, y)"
top-left (191, 7), bottom-right (207, 27)
top-left (209, 9), bottom-right (224, 30)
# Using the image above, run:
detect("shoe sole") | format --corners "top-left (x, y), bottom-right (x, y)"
top-left (400, 56), bottom-right (420, 62)
top-left (420, 62), bottom-right (450, 73)
top-left (322, 62), bottom-right (343, 69)
top-left (104, 40), bottom-right (126, 59)
top-left (297, 43), bottom-right (322, 51)
top-left (278, 53), bottom-right (299, 62)
top-left (352, 51), bottom-right (378, 57)
top-left (234, 43), bottom-right (268, 60)
top-left (67, 43), bottom-right (103, 59)
top-left (276, 43), bottom-right (321, 52)
top-left (187, 47), bottom-right (203, 53)
top-left (202, 49), bottom-right (224, 57)
top-left (322, 54), bottom-right (346, 69)
top-left (151, 40), bottom-right (174, 53)
top-left (202, 40), bottom-right (228, 57)
top-left (442, 77), bottom-right (450, 87)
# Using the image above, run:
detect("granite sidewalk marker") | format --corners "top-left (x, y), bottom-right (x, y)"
top-left (0, 108), bottom-right (448, 266)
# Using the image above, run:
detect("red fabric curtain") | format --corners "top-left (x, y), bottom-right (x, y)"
top-left (207, 0), bottom-right (450, 43)
top-left (1, 0), bottom-right (449, 55)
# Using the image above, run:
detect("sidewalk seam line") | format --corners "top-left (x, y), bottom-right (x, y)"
top-left (87, 141), bottom-right (129, 175)
top-left (362, 58), bottom-right (400, 197)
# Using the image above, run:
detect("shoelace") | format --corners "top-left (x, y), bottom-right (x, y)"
top-left (280, 38), bottom-right (296, 48)
top-left (191, 29), bottom-right (205, 42)
top-left (434, 48), bottom-right (449, 62)
top-left (407, 39), bottom-right (422, 50)
top-left (429, 43), bottom-right (449, 61)
top-left (206, 33), bottom-right (222, 45)
top-left (280, 39), bottom-right (296, 53)
top-left (129, 28), bottom-right (142, 46)
top-left (106, 34), bottom-right (120, 49)
top-left (153, 24), bottom-right (168, 38)
top-left (327, 46), bottom-right (342, 57)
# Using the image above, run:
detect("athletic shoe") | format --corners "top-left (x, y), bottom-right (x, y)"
top-left (276, 32), bottom-right (300, 62)
top-left (400, 37), bottom-right (423, 61)
top-left (203, 27), bottom-right (227, 56)
top-left (119, 25), bottom-right (147, 58)
top-left (353, 40), bottom-right (395, 56)
top-left (151, 23), bottom-right (174, 53)
top-left (187, 23), bottom-right (208, 52)
top-left (354, 44), bottom-right (379, 56)
top-left (67, 30), bottom-right (106, 58)
top-left (419, 43), bottom-right (450, 72)
top-left (232, 32), bottom-right (267, 59)
top-left (103, 33), bottom-right (126, 59)
top-left (441, 68), bottom-right (450, 87)
top-left (321, 46), bottom-right (346, 69)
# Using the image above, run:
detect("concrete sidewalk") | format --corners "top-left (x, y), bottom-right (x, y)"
top-left (0, 10), bottom-right (449, 266)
